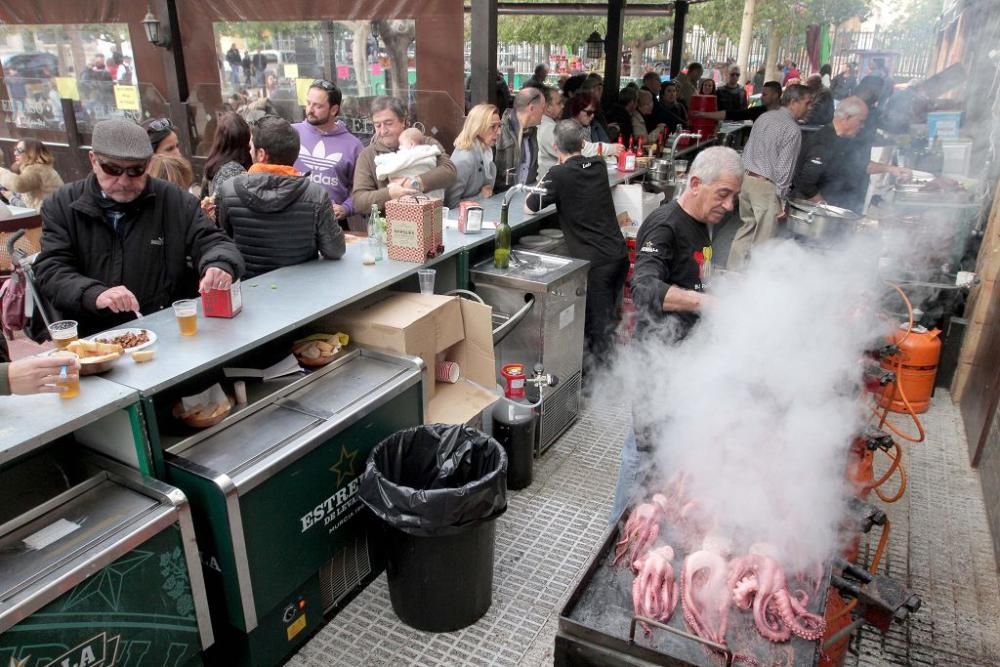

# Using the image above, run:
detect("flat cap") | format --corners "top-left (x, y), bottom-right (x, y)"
top-left (91, 119), bottom-right (153, 161)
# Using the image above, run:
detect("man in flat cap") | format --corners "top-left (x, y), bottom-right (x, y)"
top-left (34, 119), bottom-right (244, 335)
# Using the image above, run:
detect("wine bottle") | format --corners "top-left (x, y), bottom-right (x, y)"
top-left (494, 205), bottom-right (511, 269)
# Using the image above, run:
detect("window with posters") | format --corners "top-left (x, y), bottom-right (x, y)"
top-left (207, 20), bottom-right (420, 145)
top-left (0, 23), bottom-right (146, 133)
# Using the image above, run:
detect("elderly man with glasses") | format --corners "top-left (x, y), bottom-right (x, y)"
top-left (492, 87), bottom-right (546, 192)
top-left (34, 119), bottom-right (244, 336)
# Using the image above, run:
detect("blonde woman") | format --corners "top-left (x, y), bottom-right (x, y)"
top-left (147, 153), bottom-right (195, 190)
top-left (0, 140), bottom-right (63, 209)
top-left (445, 103), bottom-right (501, 207)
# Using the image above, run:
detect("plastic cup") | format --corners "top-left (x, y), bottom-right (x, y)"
top-left (172, 299), bottom-right (198, 336)
top-left (418, 269), bottom-right (436, 295)
top-left (48, 320), bottom-right (78, 349)
top-left (51, 352), bottom-right (80, 399)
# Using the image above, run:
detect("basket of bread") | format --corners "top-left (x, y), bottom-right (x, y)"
top-left (65, 339), bottom-right (124, 375)
top-left (292, 332), bottom-right (349, 367)
top-left (173, 383), bottom-right (234, 429)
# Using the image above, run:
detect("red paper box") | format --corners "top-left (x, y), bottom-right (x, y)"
top-left (202, 280), bottom-right (243, 318)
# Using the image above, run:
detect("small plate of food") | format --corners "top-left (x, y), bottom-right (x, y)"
top-left (91, 328), bottom-right (157, 352)
top-left (292, 333), bottom-right (349, 367)
top-left (173, 397), bottom-right (234, 429)
top-left (54, 339), bottom-right (124, 375)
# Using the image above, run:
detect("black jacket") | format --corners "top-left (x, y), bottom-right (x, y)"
top-left (35, 175), bottom-right (244, 336)
top-left (716, 85), bottom-right (747, 113)
top-left (630, 201), bottom-right (711, 341)
top-left (792, 124), bottom-right (866, 212)
top-left (526, 155), bottom-right (627, 267)
top-left (217, 171), bottom-right (345, 279)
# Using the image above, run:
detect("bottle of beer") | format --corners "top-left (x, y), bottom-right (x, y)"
top-left (494, 205), bottom-right (511, 269)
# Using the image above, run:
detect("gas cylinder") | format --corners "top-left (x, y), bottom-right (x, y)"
top-left (493, 373), bottom-right (537, 491)
top-left (878, 325), bottom-right (942, 414)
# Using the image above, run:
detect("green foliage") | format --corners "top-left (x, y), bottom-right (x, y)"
top-left (889, 0), bottom-right (944, 36)
top-left (687, 0), bottom-right (873, 42)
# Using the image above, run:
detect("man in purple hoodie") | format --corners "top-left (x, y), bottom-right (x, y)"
top-left (293, 79), bottom-right (363, 225)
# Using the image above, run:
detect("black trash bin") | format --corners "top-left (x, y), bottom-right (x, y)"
top-left (359, 424), bottom-right (507, 632)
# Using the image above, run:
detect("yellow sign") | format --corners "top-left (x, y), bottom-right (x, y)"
top-left (296, 78), bottom-right (313, 106)
top-left (283, 63), bottom-right (298, 79)
top-left (113, 85), bottom-right (141, 111)
top-left (286, 613), bottom-right (306, 641)
top-left (54, 77), bottom-right (79, 101)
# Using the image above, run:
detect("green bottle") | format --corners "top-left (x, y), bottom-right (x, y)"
top-left (494, 205), bottom-right (511, 269)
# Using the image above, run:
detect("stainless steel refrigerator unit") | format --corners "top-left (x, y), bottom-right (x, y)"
top-left (162, 348), bottom-right (423, 666)
top-left (472, 250), bottom-right (590, 455)
top-left (0, 452), bottom-right (214, 666)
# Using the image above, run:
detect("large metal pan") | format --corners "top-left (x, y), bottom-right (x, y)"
top-left (786, 199), bottom-right (862, 241)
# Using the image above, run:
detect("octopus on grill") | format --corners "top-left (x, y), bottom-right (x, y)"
top-left (632, 545), bottom-right (680, 635)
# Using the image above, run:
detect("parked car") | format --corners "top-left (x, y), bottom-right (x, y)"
top-left (3, 52), bottom-right (59, 79)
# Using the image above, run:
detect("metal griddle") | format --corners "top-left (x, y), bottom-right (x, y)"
top-left (556, 517), bottom-right (831, 667)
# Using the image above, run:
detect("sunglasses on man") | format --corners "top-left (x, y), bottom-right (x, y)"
top-left (582, 108), bottom-right (596, 116)
top-left (312, 79), bottom-right (338, 92)
top-left (96, 158), bottom-right (148, 178)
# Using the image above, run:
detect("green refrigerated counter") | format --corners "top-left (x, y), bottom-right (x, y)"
top-left (163, 348), bottom-right (423, 666)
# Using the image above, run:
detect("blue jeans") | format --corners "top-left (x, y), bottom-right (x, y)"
top-left (610, 426), bottom-right (643, 524)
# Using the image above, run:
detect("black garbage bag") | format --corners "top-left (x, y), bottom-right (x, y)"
top-left (359, 424), bottom-right (508, 537)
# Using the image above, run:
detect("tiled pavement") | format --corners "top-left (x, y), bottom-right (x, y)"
top-left (7, 323), bottom-right (999, 666)
top-left (291, 389), bottom-right (1000, 667)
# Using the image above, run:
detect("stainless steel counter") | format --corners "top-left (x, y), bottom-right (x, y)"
top-left (0, 377), bottom-right (137, 467)
top-left (102, 166), bottom-right (642, 398)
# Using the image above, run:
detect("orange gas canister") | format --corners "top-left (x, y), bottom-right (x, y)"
top-left (878, 324), bottom-right (941, 414)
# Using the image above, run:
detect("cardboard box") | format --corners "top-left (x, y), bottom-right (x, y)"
top-left (385, 196), bottom-right (444, 262)
top-left (613, 183), bottom-right (664, 227)
top-left (202, 280), bottom-right (243, 318)
top-left (329, 292), bottom-right (497, 424)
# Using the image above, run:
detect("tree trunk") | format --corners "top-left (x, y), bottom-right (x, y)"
top-left (765, 21), bottom-right (781, 83)
top-left (736, 0), bottom-right (756, 86)
top-left (375, 19), bottom-right (415, 100)
top-left (323, 20), bottom-right (338, 83)
top-left (341, 21), bottom-right (371, 97)
top-left (628, 42), bottom-right (642, 77)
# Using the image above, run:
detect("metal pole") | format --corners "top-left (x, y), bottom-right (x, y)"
top-left (603, 0), bottom-right (626, 108)
top-left (471, 0), bottom-right (499, 107)
top-left (670, 0), bottom-right (689, 79)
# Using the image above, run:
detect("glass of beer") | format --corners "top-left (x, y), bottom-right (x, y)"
top-left (172, 299), bottom-right (198, 336)
top-left (48, 320), bottom-right (78, 349)
top-left (52, 352), bottom-right (80, 399)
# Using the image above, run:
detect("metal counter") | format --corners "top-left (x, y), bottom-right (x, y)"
top-left (0, 453), bottom-right (213, 662)
top-left (163, 348), bottom-right (423, 665)
top-left (0, 376), bottom-right (138, 468)
top-left (99, 167), bottom-right (640, 399)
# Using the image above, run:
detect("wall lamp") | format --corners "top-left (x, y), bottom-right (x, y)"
top-left (142, 9), bottom-right (172, 49)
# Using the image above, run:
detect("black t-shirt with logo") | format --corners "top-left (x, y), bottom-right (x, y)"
top-left (631, 200), bottom-right (713, 341)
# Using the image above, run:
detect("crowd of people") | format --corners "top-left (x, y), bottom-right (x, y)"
top-left (2, 61), bottom-right (909, 402)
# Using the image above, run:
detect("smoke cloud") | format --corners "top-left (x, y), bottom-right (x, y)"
top-left (608, 236), bottom-right (891, 571)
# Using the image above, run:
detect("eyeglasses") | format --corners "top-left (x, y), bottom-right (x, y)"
top-left (96, 158), bottom-right (148, 178)
top-left (582, 108), bottom-right (596, 116)
top-left (146, 118), bottom-right (173, 133)
top-left (312, 79), bottom-right (337, 91)
top-left (730, 72), bottom-right (741, 77)
top-left (13, 146), bottom-right (24, 155)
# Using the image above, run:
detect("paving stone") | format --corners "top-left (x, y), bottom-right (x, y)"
top-left (289, 391), bottom-right (1000, 667)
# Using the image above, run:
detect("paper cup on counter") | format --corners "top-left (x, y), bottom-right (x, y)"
top-left (435, 361), bottom-right (460, 383)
